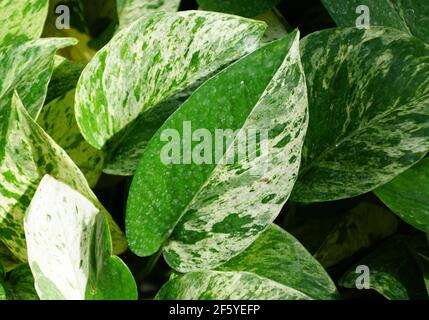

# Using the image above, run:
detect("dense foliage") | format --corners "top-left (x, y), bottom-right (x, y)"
top-left (0, 0), bottom-right (428, 300)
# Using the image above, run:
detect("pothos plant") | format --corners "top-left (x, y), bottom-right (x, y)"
top-left (0, 0), bottom-right (428, 301)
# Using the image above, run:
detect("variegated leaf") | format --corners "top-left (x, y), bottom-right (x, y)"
top-left (75, 11), bottom-right (267, 175)
top-left (25, 175), bottom-right (137, 300)
top-left (291, 27), bottom-right (429, 203)
top-left (0, 37), bottom-right (77, 118)
top-left (340, 236), bottom-right (429, 300)
top-left (197, 0), bottom-right (282, 18)
top-left (38, 90), bottom-right (105, 188)
top-left (157, 270), bottom-right (313, 300)
top-left (0, 93), bottom-right (126, 262)
top-left (117, 0), bottom-right (180, 28)
top-left (322, 0), bottom-right (429, 44)
top-left (127, 32), bottom-right (308, 272)
top-left (375, 158), bottom-right (429, 233)
top-left (218, 225), bottom-right (339, 299)
top-left (0, 0), bottom-right (49, 41)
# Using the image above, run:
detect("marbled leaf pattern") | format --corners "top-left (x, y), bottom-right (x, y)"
top-left (127, 32), bottom-right (308, 272)
top-left (322, 0), bottom-right (429, 44)
top-left (0, 37), bottom-right (77, 118)
top-left (291, 27), bottom-right (429, 202)
top-left (0, 0), bottom-right (49, 41)
top-left (0, 93), bottom-right (126, 261)
top-left (75, 11), bottom-right (267, 174)
top-left (218, 225), bottom-right (339, 299)
top-left (38, 90), bottom-right (105, 188)
top-left (25, 175), bottom-right (137, 300)
top-left (117, 0), bottom-right (180, 28)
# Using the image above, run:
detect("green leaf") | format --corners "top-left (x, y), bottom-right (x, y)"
top-left (117, 0), bottom-right (180, 28)
top-left (0, 93), bottom-right (126, 261)
top-left (25, 175), bottom-right (137, 300)
top-left (0, 0), bottom-right (49, 41)
top-left (75, 11), bottom-right (267, 175)
top-left (127, 31), bottom-right (308, 272)
top-left (314, 203), bottom-right (398, 268)
top-left (0, 37), bottom-right (77, 118)
top-left (157, 270), bottom-right (314, 300)
top-left (4, 264), bottom-right (38, 300)
top-left (321, 0), bottom-right (429, 44)
top-left (340, 236), bottom-right (429, 300)
top-left (0, 242), bottom-right (21, 273)
top-left (197, 0), bottom-right (283, 18)
top-left (290, 27), bottom-right (429, 203)
top-left (219, 225), bottom-right (339, 299)
top-left (45, 56), bottom-right (85, 105)
top-left (0, 263), bottom-right (6, 300)
top-left (38, 90), bottom-right (105, 188)
top-left (375, 158), bottom-right (429, 233)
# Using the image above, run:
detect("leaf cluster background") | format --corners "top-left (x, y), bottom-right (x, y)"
top-left (0, 0), bottom-right (428, 300)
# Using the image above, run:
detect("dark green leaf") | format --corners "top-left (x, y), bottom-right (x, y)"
top-left (291, 27), bottom-right (429, 202)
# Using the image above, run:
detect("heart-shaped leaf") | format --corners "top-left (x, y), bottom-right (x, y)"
top-left (25, 175), bottom-right (137, 300)
top-left (322, 0), bottom-right (429, 44)
top-left (0, 0), bottom-right (49, 41)
top-left (375, 158), bottom-right (429, 233)
top-left (0, 93), bottom-right (126, 261)
top-left (157, 225), bottom-right (337, 300)
top-left (75, 11), bottom-right (267, 175)
top-left (291, 27), bottom-right (429, 203)
top-left (127, 31), bottom-right (308, 272)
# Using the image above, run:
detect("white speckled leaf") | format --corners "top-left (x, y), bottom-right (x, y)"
top-left (117, 0), bottom-right (180, 28)
top-left (38, 90), bottom-right (105, 188)
top-left (375, 158), bottom-right (429, 233)
top-left (25, 175), bottom-right (137, 300)
top-left (0, 37), bottom-right (77, 118)
top-left (156, 271), bottom-right (312, 300)
top-left (75, 11), bottom-right (267, 173)
top-left (127, 32), bottom-right (308, 272)
top-left (0, 0), bottom-right (49, 41)
top-left (0, 93), bottom-right (126, 262)
top-left (218, 225), bottom-right (339, 299)
top-left (322, 0), bottom-right (429, 44)
top-left (291, 27), bottom-right (429, 203)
